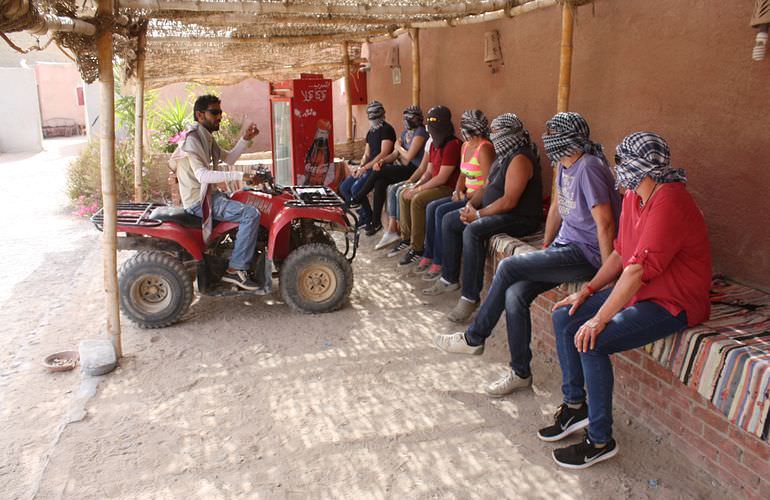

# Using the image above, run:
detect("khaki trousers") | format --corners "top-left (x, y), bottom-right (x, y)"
top-left (399, 186), bottom-right (453, 252)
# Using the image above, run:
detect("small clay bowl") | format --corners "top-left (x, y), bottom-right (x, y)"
top-left (43, 351), bottom-right (79, 372)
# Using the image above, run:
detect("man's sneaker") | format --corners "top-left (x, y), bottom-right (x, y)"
top-left (375, 231), bottom-right (401, 250)
top-left (422, 279), bottom-right (460, 296)
top-left (422, 265), bottom-right (442, 281)
top-left (398, 249), bottom-right (421, 266)
top-left (484, 370), bottom-right (533, 397)
top-left (552, 433), bottom-right (618, 470)
top-left (387, 240), bottom-right (409, 257)
top-left (537, 403), bottom-right (589, 442)
top-left (433, 332), bottom-right (484, 355)
top-left (447, 298), bottom-right (479, 322)
top-left (364, 222), bottom-right (383, 236)
top-left (221, 270), bottom-right (260, 291)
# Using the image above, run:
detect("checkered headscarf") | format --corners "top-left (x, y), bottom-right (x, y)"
top-left (489, 113), bottom-right (538, 162)
top-left (614, 132), bottom-right (687, 190)
top-left (367, 100), bottom-right (385, 129)
top-left (402, 105), bottom-right (423, 130)
top-left (460, 109), bottom-right (490, 140)
top-left (542, 112), bottom-right (605, 162)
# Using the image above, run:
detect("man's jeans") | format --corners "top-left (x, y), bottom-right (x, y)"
top-left (423, 197), bottom-right (465, 262)
top-left (465, 243), bottom-right (596, 378)
top-left (442, 212), bottom-right (540, 301)
top-left (340, 172), bottom-right (372, 225)
top-left (552, 289), bottom-right (687, 444)
top-left (187, 192), bottom-right (260, 271)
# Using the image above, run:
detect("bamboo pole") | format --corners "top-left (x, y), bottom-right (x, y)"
top-left (409, 28), bottom-right (420, 108)
top-left (342, 41), bottom-right (353, 142)
top-left (28, 13), bottom-right (97, 35)
top-left (133, 21), bottom-right (147, 202)
top-left (557, 1), bottom-right (574, 112)
top-left (97, 0), bottom-right (122, 357)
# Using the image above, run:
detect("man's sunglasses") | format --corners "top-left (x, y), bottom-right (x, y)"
top-left (205, 108), bottom-right (223, 116)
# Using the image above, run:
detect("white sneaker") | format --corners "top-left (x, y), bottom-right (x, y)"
top-left (433, 332), bottom-right (484, 355)
top-left (375, 231), bottom-right (401, 250)
top-left (484, 370), bottom-right (533, 397)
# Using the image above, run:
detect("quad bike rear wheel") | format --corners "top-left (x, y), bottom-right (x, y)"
top-left (118, 251), bottom-right (194, 328)
top-left (280, 243), bottom-right (353, 314)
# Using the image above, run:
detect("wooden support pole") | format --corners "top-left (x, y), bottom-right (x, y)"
top-left (557, 1), bottom-right (574, 112)
top-left (133, 21), bottom-right (147, 202)
top-left (409, 28), bottom-right (420, 107)
top-left (97, 0), bottom-right (122, 357)
top-left (342, 41), bottom-right (353, 142)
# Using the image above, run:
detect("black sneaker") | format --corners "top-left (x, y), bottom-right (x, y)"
top-left (398, 248), bottom-right (421, 266)
top-left (537, 403), bottom-right (589, 442)
top-left (364, 223), bottom-right (383, 236)
top-left (386, 240), bottom-right (409, 258)
top-left (552, 432), bottom-right (618, 469)
top-left (221, 270), bottom-right (260, 291)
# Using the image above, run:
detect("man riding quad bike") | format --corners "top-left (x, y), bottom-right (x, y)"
top-left (92, 94), bottom-right (357, 328)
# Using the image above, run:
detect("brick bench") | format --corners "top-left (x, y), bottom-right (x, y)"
top-left (485, 233), bottom-right (770, 497)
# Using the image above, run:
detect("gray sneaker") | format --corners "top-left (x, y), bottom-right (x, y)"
top-left (422, 280), bottom-right (460, 296)
top-left (434, 332), bottom-right (484, 355)
top-left (447, 298), bottom-right (479, 323)
top-left (485, 370), bottom-right (533, 397)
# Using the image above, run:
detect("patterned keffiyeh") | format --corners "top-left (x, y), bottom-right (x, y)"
top-left (367, 100), bottom-right (385, 129)
top-left (402, 105), bottom-right (423, 130)
top-left (542, 112), bottom-right (605, 162)
top-left (460, 109), bottom-right (490, 141)
top-left (614, 132), bottom-right (687, 190)
top-left (489, 113), bottom-right (538, 161)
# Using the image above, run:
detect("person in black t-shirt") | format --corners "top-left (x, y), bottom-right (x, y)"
top-left (339, 101), bottom-right (396, 227)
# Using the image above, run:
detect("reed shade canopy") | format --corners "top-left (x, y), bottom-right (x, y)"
top-left (1, 0), bottom-right (593, 88)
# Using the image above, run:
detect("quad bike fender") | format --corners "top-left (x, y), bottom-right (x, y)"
top-left (119, 224), bottom-right (206, 261)
top-left (267, 206), bottom-right (350, 260)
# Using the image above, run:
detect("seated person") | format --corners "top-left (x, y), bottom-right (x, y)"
top-left (544, 132), bottom-right (711, 469)
top-left (170, 94), bottom-right (261, 290)
top-left (378, 137), bottom-right (433, 250)
top-left (433, 112), bottom-right (620, 398)
top-left (351, 105), bottom-right (428, 236)
top-left (424, 114), bottom-right (544, 326)
top-left (417, 109), bottom-right (494, 278)
top-left (392, 106), bottom-right (462, 266)
top-left (339, 101), bottom-right (395, 227)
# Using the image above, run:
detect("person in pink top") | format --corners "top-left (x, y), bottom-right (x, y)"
top-left (541, 132), bottom-right (711, 469)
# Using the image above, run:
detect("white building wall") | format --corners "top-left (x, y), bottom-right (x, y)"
top-left (0, 67), bottom-right (43, 153)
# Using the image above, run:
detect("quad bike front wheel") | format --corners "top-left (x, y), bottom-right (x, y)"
top-left (280, 243), bottom-right (353, 314)
top-left (118, 251), bottom-right (194, 328)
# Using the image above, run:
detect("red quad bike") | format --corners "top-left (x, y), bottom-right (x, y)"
top-left (91, 168), bottom-right (359, 328)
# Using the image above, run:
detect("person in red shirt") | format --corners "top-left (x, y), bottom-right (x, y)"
top-left (541, 132), bottom-right (711, 469)
top-left (396, 106), bottom-right (462, 266)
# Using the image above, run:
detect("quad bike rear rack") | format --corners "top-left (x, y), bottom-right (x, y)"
top-left (90, 203), bottom-right (165, 231)
top-left (284, 186), bottom-right (345, 208)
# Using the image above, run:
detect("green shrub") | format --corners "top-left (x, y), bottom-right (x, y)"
top-left (66, 139), bottom-right (162, 213)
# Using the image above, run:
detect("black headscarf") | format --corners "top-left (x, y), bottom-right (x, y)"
top-left (426, 106), bottom-right (454, 147)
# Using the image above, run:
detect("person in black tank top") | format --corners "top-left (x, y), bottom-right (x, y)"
top-left (423, 114), bottom-right (543, 323)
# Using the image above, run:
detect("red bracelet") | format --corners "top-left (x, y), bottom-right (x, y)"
top-left (585, 284), bottom-right (595, 295)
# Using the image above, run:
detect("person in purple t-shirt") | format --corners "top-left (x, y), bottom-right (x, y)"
top-left (434, 112), bottom-right (620, 398)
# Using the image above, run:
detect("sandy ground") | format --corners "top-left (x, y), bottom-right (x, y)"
top-left (0, 140), bottom-right (732, 499)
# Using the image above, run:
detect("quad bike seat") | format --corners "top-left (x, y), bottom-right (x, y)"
top-left (149, 206), bottom-right (203, 228)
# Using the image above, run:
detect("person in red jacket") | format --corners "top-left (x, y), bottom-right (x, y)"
top-left (542, 132), bottom-right (711, 469)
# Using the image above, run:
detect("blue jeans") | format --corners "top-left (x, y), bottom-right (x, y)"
top-left (442, 212), bottom-right (540, 301)
top-left (552, 289), bottom-right (687, 444)
top-left (423, 197), bottom-right (465, 262)
top-left (387, 181), bottom-right (409, 219)
top-left (465, 243), bottom-right (596, 378)
top-left (340, 172), bottom-right (372, 225)
top-left (187, 192), bottom-right (260, 270)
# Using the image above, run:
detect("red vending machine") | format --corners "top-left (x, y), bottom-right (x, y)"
top-left (269, 74), bottom-right (336, 187)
